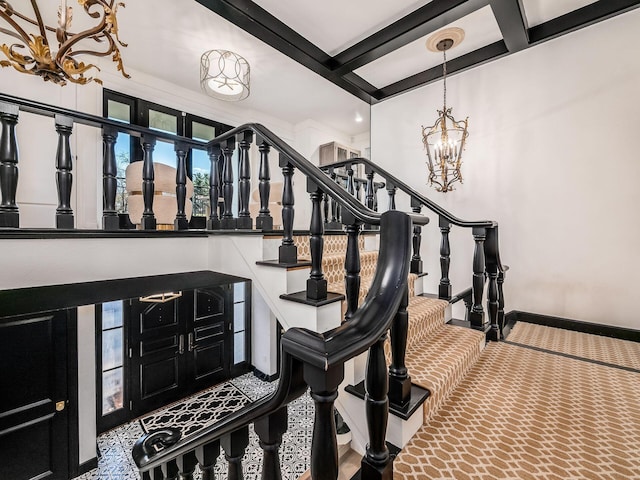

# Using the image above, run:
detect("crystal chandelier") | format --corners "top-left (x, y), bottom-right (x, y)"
top-left (422, 29), bottom-right (469, 193)
top-left (0, 0), bottom-right (129, 86)
top-left (200, 49), bottom-right (250, 101)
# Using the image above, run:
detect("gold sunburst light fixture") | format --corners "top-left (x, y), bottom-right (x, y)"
top-left (0, 0), bottom-right (130, 86)
top-left (421, 28), bottom-right (469, 193)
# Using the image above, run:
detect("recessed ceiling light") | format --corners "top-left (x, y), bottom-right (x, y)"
top-left (355, 113), bottom-right (364, 123)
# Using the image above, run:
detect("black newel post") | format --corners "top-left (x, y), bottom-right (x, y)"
top-left (469, 227), bottom-right (487, 329)
top-left (207, 145), bottom-right (221, 230)
top-left (410, 200), bottom-right (423, 274)
top-left (237, 130), bottom-right (253, 229)
top-left (102, 127), bottom-right (119, 230)
top-left (278, 155), bottom-right (297, 264)
top-left (387, 183), bottom-right (396, 210)
top-left (497, 271), bottom-right (506, 339)
top-left (255, 140), bottom-right (273, 230)
top-left (220, 137), bottom-right (236, 229)
top-left (221, 426), bottom-right (249, 480)
top-left (343, 212), bottom-right (362, 321)
top-left (196, 440), bottom-right (221, 480)
top-left (140, 135), bottom-right (157, 230)
top-left (254, 407), bottom-right (288, 480)
top-left (0, 102), bottom-right (19, 227)
top-left (361, 333), bottom-right (393, 480)
top-left (174, 142), bottom-right (189, 230)
top-left (55, 115), bottom-right (74, 229)
top-left (307, 179), bottom-right (327, 300)
top-left (388, 285), bottom-right (411, 408)
top-left (439, 216), bottom-right (452, 299)
top-left (176, 451), bottom-right (198, 480)
top-left (304, 364), bottom-right (344, 480)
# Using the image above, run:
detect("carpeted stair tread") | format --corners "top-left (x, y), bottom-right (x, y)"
top-left (404, 324), bottom-right (485, 422)
top-left (294, 234), bottom-right (365, 258)
top-left (321, 250), bottom-right (380, 285)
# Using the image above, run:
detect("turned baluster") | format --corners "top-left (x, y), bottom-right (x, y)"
top-left (355, 180), bottom-right (362, 201)
top-left (373, 184), bottom-right (381, 212)
top-left (365, 168), bottom-right (375, 210)
top-left (469, 227), bottom-right (487, 329)
top-left (361, 333), bottom-right (393, 480)
top-left (411, 200), bottom-right (423, 274)
top-left (221, 426), bottom-right (249, 480)
top-left (387, 182), bottom-right (397, 211)
top-left (0, 102), bottom-right (19, 227)
top-left (307, 179), bottom-right (327, 300)
top-left (102, 126), bottom-right (119, 230)
top-left (346, 164), bottom-right (355, 196)
top-left (323, 193), bottom-right (330, 225)
top-left (343, 213), bottom-right (362, 321)
top-left (174, 142), bottom-right (189, 230)
top-left (498, 271), bottom-right (506, 339)
top-left (439, 216), bottom-right (452, 299)
top-left (484, 227), bottom-right (501, 341)
top-left (220, 137), bottom-right (236, 229)
top-left (175, 451), bottom-right (198, 480)
top-left (207, 145), bottom-right (221, 230)
top-left (254, 407), bottom-right (288, 480)
top-left (255, 140), bottom-right (273, 230)
top-left (140, 135), bottom-right (157, 230)
top-left (196, 439), bottom-right (221, 480)
top-left (237, 130), bottom-right (253, 229)
top-left (55, 115), bottom-right (74, 229)
top-left (304, 364), bottom-right (344, 480)
top-left (388, 284), bottom-right (411, 408)
top-left (161, 459), bottom-right (179, 480)
top-left (279, 156), bottom-right (297, 264)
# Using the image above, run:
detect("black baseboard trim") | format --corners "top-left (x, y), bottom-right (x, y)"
top-left (76, 457), bottom-right (98, 476)
top-left (506, 311), bottom-right (640, 343)
top-left (252, 368), bottom-right (279, 382)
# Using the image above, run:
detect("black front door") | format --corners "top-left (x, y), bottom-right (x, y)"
top-left (0, 311), bottom-right (69, 480)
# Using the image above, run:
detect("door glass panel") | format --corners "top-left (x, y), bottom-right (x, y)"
top-left (102, 301), bottom-right (123, 329)
top-left (192, 122), bottom-right (216, 142)
top-left (102, 367), bottom-right (124, 415)
top-left (101, 302), bottom-right (125, 416)
top-left (102, 329), bottom-right (123, 371)
top-left (234, 331), bottom-right (245, 363)
top-left (149, 109), bottom-right (178, 135)
top-left (192, 149), bottom-right (210, 216)
top-left (107, 100), bottom-right (130, 123)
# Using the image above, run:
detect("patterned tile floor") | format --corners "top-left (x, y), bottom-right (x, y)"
top-left (74, 374), bottom-right (312, 480)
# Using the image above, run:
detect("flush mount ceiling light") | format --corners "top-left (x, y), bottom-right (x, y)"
top-left (0, 0), bottom-right (130, 86)
top-left (200, 49), bottom-right (250, 101)
top-left (421, 27), bottom-right (469, 193)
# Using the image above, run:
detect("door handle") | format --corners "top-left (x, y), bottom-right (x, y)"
top-left (188, 332), bottom-right (195, 352)
top-left (178, 334), bottom-right (185, 355)
top-left (55, 401), bottom-right (66, 412)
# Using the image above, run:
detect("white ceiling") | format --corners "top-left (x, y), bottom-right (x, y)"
top-left (522, 0), bottom-right (599, 27)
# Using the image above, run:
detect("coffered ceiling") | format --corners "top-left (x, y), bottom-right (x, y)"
top-left (195, 0), bottom-right (640, 103)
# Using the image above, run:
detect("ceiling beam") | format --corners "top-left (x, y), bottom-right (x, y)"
top-left (331, 0), bottom-right (489, 76)
top-left (194, 0), bottom-right (376, 103)
top-left (488, 0), bottom-right (529, 52)
top-left (375, 41), bottom-right (508, 100)
top-left (529, 0), bottom-right (640, 44)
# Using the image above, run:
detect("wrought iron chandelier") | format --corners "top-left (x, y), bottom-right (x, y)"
top-left (0, 0), bottom-right (129, 86)
top-left (200, 49), bottom-right (250, 101)
top-left (422, 28), bottom-right (469, 193)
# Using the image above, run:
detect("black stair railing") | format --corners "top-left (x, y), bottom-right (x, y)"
top-left (320, 157), bottom-right (508, 341)
top-left (133, 210), bottom-right (413, 480)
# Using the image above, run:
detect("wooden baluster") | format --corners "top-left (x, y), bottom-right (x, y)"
top-left (237, 130), bottom-right (253, 229)
top-left (196, 439), bottom-right (221, 480)
top-left (255, 140), bottom-right (273, 230)
top-left (279, 156), bottom-right (297, 263)
top-left (388, 285), bottom-right (411, 408)
top-left (207, 145), bottom-right (221, 230)
top-left (161, 459), bottom-right (179, 480)
top-left (387, 182), bottom-right (396, 211)
top-left (254, 407), bottom-right (288, 480)
top-left (498, 271), bottom-right (506, 339)
top-left (0, 102), bottom-right (19, 227)
top-left (304, 364), bottom-right (344, 480)
top-left (307, 179), bottom-right (327, 300)
top-left (373, 184), bottom-right (380, 212)
top-left (174, 142), bottom-right (189, 230)
top-left (346, 163), bottom-right (355, 196)
top-left (55, 115), bottom-right (74, 229)
top-left (355, 180), bottom-right (362, 201)
top-left (365, 168), bottom-right (375, 210)
top-left (469, 227), bottom-right (487, 329)
top-left (439, 216), bottom-right (452, 299)
top-left (485, 227), bottom-right (500, 341)
top-left (344, 215), bottom-right (362, 321)
top-left (411, 200), bottom-right (423, 274)
top-left (323, 192), bottom-right (329, 226)
top-left (140, 135), bottom-right (157, 230)
top-left (176, 451), bottom-right (198, 480)
top-left (102, 126), bottom-right (119, 230)
top-left (361, 333), bottom-right (393, 480)
top-left (220, 137), bottom-right (236, 229)
top-left (221, 426), bottom-right (249, 480)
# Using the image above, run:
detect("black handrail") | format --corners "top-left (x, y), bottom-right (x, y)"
top-left (322, 157), bottom-right (496, 228)
top-left (133, 210), bottom-right (413, 473)
top-left (206, 125), bottom-right (429, 227)
top-left (0, 92), bottom-right (207, 149)
top-left (330, 171), bottom-right (385, 190)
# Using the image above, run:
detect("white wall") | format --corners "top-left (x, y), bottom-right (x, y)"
top-left (371, 10), bottom-right (640, 330)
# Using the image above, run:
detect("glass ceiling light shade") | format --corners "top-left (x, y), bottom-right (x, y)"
top-left (422, 28), bottom-right (469, 193)
top-left (200, 49), bottom-right (250, 101)
top-left (0, 0), bottom-right (129, 86)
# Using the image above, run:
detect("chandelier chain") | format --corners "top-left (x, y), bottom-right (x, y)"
top-left (443, 48), bottom-right (447, 110)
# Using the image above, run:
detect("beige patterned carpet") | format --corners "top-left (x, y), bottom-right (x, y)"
top-left (394, 339), bottom-right (640, 479)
